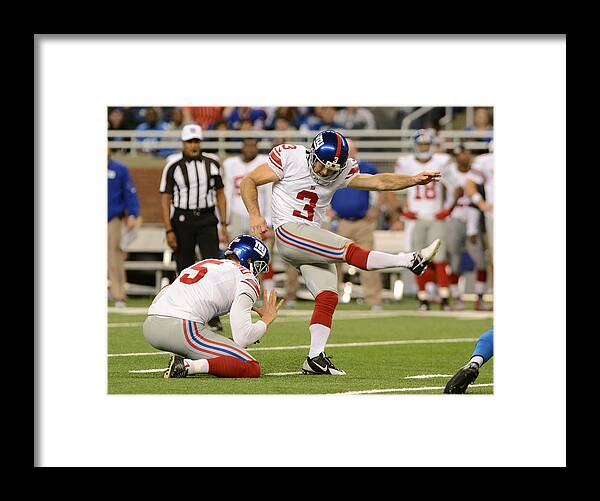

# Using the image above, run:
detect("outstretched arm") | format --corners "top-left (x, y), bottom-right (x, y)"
top-left (240, 163), bottom-right (279, 236)
top-left (347, 171), bottom-right (441, 191)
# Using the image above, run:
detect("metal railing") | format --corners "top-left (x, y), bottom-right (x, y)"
top-left (108, 128), bottom-right (493, 164)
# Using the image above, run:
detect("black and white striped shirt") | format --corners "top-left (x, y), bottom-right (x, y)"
top-left (160, 152), bottom-right (224, 210)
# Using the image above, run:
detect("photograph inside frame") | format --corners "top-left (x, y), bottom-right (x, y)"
top-left (107, 105), bottom-right (494, 395)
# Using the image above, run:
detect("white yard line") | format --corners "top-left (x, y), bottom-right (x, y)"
top-left (405, 374), bottom-right (454, 379)
top-left (333, 384), bottom-right (494, 395)
top-left (109, 337), bottom-right (478, 358)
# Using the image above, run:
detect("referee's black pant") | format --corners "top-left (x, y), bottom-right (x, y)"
top-left (171, 208), bottom-right (221, 272)
top-left (171, 208), bottom-right (223, 330)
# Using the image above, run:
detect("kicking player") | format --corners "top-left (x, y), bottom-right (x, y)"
top-left (240, 129), bottom-right (442, 376)
top-left (142, 235), bottom-right (284, 378)
top-left (444, 328), bottom-right (494, 393)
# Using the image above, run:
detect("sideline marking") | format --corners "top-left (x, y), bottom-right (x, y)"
top-left (108, 307), bottom-right (492, 320)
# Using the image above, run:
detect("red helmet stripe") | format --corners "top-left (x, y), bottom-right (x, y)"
top-left (334, 132), bottom-right (342, 160)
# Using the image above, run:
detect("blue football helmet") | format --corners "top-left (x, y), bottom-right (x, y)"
top-left (306, 129), bottom-right (349, 186)
top-left (413, 129), bottom-right (435, 161)
top-left (224, 235), bottom-right (270, 276)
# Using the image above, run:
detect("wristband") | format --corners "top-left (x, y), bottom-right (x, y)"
top-left (166, 229), bottom-right (174, 235)
top-left (471, 193), bottom-right (483, 204)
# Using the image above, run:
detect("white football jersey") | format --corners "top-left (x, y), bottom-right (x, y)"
top-left (223, 154), bottom-right (272, 225)
top-left (147, 259), bottom-right (260, 324)
top-left (394, 153), bottom-right (452, 219)
top-left (471, 153), bottom-right (494, 205)
top-left (266, 144), bottom-right (360, 229)
top-left (444, 163), bottom-right (485, 235)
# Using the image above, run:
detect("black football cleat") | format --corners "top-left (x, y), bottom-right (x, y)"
top-left (443, 363), bottom-right (480, 393)
top-left (163, 354), bottom-right (188, 379)
top-left (409, 239), bottom-right (441, 276)
top-left (302, 352), bottom-right (346, 375)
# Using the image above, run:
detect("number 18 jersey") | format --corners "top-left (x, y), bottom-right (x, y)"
top-left (395, 153), bottom-right (452, 220)
top-left (266, 144), bottom-right (360, 229)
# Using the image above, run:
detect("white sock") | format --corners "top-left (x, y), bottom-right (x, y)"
top-left (309, 323), bottom-right (331, 358)
top-left (262, 278), bottom-right (274, 291)
top-left (469, 355), bottom-right (484, 368)
top-left (185, 358), bottom-right (209, 375)
top-left (475, 281), bottom-right (486, 295)
top-left (450, 284), bottom-right (460, 299)
top-left (366, 250), bottom-right (413, 270)
top-left (425, 281), bottom-right (437, 297)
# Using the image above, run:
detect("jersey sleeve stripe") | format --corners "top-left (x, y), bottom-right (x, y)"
top-left (270, 148), bottom-right (282, 162)
top-left (345, 166), bottom-right (359, 179)
top-left (242, 279), bottom-right (260, 297)
top-left (269, 152), bottom-right (283, 169)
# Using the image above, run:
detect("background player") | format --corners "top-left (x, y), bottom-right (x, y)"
top-left (240, 129), bottom-right (442, 376)
top-left (142, 235), bottom-right (284, 378)
top-left (469, 140), bottom-right (494, 270)
top-left (444, 328), bottom-right (493, 393)
top-left (223, 138), bottom-right (276, 292)
top-left (444, 144), bottom-right (491, 310)
top-left (391, 129), bottom-right (454, 311)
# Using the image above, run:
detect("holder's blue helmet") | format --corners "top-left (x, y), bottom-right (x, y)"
top-left (224, 235), bottom-right (270, 276)
top-left (306, 129), bottom-right (349, 186)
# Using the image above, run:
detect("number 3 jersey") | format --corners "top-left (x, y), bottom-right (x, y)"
top-left (266, 144), bottom-right (361, 229)
top-left (147, 259), bottom-right (261, 324)
top-left (394, 153), bottom-right (452, 220)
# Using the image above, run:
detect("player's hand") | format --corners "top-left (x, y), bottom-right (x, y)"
top-left (365, 207), bottom-right (379, 222)
top-left (435, 208), bottom-right (452, 220)
top-left (252, 289), bottom-right (285, 326)
top-left (219, 225), bottom-right (230, 244)
top-left (262, 227), bottom-right (274, 240)
top-left (480, 201), bottom-right (493, 214)
top-left (166, 231), bottom-right (178, 251)
top-left (401, 209), bottom-right (418, 220)
top-left (390, 219), bottom-right (405, 231)
top-left (413, 171), bottom-right (441, 186)
top-left (250, 214), bottom-right (269, 237)
top-left (126, 215), bottom-right (137, 231)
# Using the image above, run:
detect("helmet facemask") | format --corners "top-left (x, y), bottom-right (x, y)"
top-left (307, 149), bottom-right (344, 186)
top-left (249, 259), bottom-right (269, 277)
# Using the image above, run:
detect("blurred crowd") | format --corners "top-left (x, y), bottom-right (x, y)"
top-left (108, 106), bottom-right (494, 157)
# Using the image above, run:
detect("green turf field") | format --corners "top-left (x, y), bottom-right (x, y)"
top-left (108, 298), bottom-right (493, 395)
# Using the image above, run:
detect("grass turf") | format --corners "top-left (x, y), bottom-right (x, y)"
top-left (108, 298), bottom-right (493, 395)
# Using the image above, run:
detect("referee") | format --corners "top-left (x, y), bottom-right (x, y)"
top-left (160, 123), bottom-right (230, 331)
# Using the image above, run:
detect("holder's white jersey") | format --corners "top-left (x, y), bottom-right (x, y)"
top-left (223, 154), bottom-right (272, 226)
top-left (444, 163), bottom-right (486, 236)
top-left (471, 153), bottom-right (494, 205)
top-left (266, 144), bottom-right (360, 229)
top-left (147, 259), bottom-right (260, 324)
top-left (394, 153), bottom-right (452, 219)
